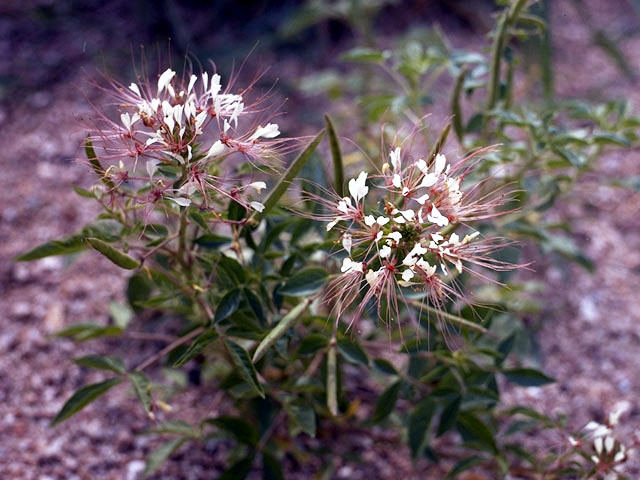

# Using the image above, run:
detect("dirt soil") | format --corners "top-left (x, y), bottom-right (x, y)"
top-left (2, 1), bottom-right (640, 479)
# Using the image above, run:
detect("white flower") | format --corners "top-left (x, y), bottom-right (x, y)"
top-left (146, 160), bottom-right (158, 178)
top-left (387, 232), bottom-right (402, 244)
top-left (376, 216), bottom-right (389, 226)
top-left (604, 436), bottom-right (615, 453)
top-left (341, 258), bottom-right (363, 274)
top-left (170, 197), bottom-right (191, 207)
top-left (120, 112), bottom-right (139, 132)
top-left (250, 201), bottom-right (265, 212)
top-left (420, 173), bottom-right (438, 188)
top-left (427, 205), bottom-right (449, 227)
top-left (434, 153), bottom-right (447, 175)
top-left (390, 147), bottom-right (401, 171)
top-left (342, 233), bottom-right (352, 254)
top-left (187, 74), bottom-right (197, 94)
top-left (209, 73), bottom-right (222, 96)
top-left (205, 140), bottom-right (225, 158)
top-left (348, 171), bottom-right (369, 203)
top-left (248, 181), bottom-right (267, 193)
top-left (366, 268), bottom-right (381, 287)
top-left (417, 259), bottom-right (437, 276)
top-left (337, 197), bottom-right (352, 214)
top-left (364, 215), bottom-right (376, 227)
top-left (158, 68), bottom-right (176, 94)
top-left (128, 83), bottom-right (141, 96)
top-left (249, 123), bottom-right (280, 141)
top-left (415, 193), bottom-right (429, 205)
top-left (568, 436), bottom-right (580, 447)
top-left (379, 245), bottom-right (391, 258)
top-left (595, 437), bottom-right (604, 455)
top-left (392, 174), bottom-right (402, 188)
top-left (326, 220), bottom-right (338, 231)
top-left (415, 158), bottom-right (428, 173)
top-left (462, 231), bottom-right (480, 244)
top-left (401, 269), bottom-right (414, 282)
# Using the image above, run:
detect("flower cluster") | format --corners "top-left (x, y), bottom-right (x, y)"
top-left (88, 67), bottom-right (285, 221)
top-left (567, 404), bottom-right (634, 479)
top-left (319, 146), bottom-right (514, 329)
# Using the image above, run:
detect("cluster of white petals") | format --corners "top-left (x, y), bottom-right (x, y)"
top-left (91, 67), bottom-right (284, 219)
top-left (320, 145), bottom-right (514, 327)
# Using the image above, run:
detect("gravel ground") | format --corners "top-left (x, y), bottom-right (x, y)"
top-left (2, 1), bottom-right (640, 478)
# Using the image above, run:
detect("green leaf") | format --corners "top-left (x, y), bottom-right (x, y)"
top-left (592, 132), bottom-right (631, 147)
top-left (128, 372), bottom-right (152, 414)
top-left (195, 234), bottom-right (231, 250)
top-left (51, 378), bottom-right (123, 426)
top-left (85, 137), bottom-right (114, 189)
top-left (143, 438), bottom-right (186, 476)
top-left (262, 451), bottom-right (284, 480)
top-left (173, 329), bottom-right (219, 367)
top-left (127, 273), bottom-right (153, 311)
top-left (54, 323), bottom-right (123, 342)
top-left (336, 337), bottom-right (369, 366)
top-left (188, 209), bottom-right (210, 232)
top-left (73, 355), bottom-right (126, 374)
top-left (502, 367), bottom-right (554, 386)
top-left (219, 457), bottom-right (253, 480)
top-left (214, 289), bottom-right (242, 324)
top-left (280, 267), bottom-right (328, 297)
top-left (457, 412), bottom-right (498, 454)
top-left (408, 399), bottom-right (435, 459)
top-left (341, 47), bottom-right (389, 63)
top-left (437, 396), bottom-right (461, 436)
top-left (286, 403), bottom-right (316, 437)
top-left (205, 416), bottom-right (259, 445)
top-left (86, 237), bottom-right (140, 270)
top-left (298, 334), bottom-right (329, 355)
top-left (109, 301), bottom-right (133, 328)
top-left (224, 339), bottom-right (265, 398)
top-left (248, 129), bottom-right (325, 225)
top-left (372, 381), bottom-right (402, 423)
top-left (373, 358), bottom-right (398, 375)
top-left (147, 420), bottom-right (198, 437)
top-left (15, 234), bottom-right (86, 261)
top-left (253, 299), bottom-right (310, 363)
top-left (324, 114), bottom-right (344, 197)
top-left (217, 255), bottom-right (246, 285)
top-left (445, 455), bottom-right (485, 479)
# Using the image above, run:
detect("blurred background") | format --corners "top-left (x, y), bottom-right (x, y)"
top-left (2, 0), bottom-right (640, 478)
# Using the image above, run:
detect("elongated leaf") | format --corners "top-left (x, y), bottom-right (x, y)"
top-left (502, 367), bottom-right (554, 386)
top-left (280, 267), bottom-right (328, 297)
top-left (195, 234), bottom-right (231, 250)
top-left (437, 396), bottom-right (461, 436)
top-left (341, 47), bottom-right (389, 63)
top-left (73, 355), bottom-right (126, 374)
top-left (262, 451), bottom-right (284, 480)
top-left (214, 289), bottom-right (241, 324)
top-left (86, 237), bottom-right (139, 270)
top-left (409, 399), bottom-right (435, 459)
top-left (85, 137), bottom-right (115, 188)
top-left (324, 115), bottom-right (344, 197)
top-left (129, 372), bottom-right (152, 414)
top-left (51, 378), bottom-right (123, 426)
top-left (224, 339), bottom-right (265, 398)
top-left (373, 358), bottom-right (398, 376)
top-left (146, 420), bottom-right (199, 437)
top-left (372, 381), bottom-right (402, 423)
top-left (326, 344), bottom-right (338, 416)
top-left (54, 323), bottom-right (123, 342)
top-left (205, 416), bottom-right (259, 445)
top-left (286, 403), bottom-right (316, 437)
top-left (143, 438), bottom-right (186, 476)
top-left (253, 299), bottom-right (310, 363)
top-left (457, 412), bottom-right (498, 454)
top-left (248, 129), bottom-right (325, 225)
top-left (336, 337), bottom-right (369, 366)
top-left (445, 455), bottom-right (485, 479)
top-left (219, 457), bottom-right (253, 480)
top-left (15, 234), bottom-right (86, 261)
top-left (173, 329), bottom-right (219, 367)
top-left (298, 334), bottom-right (329, 355)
